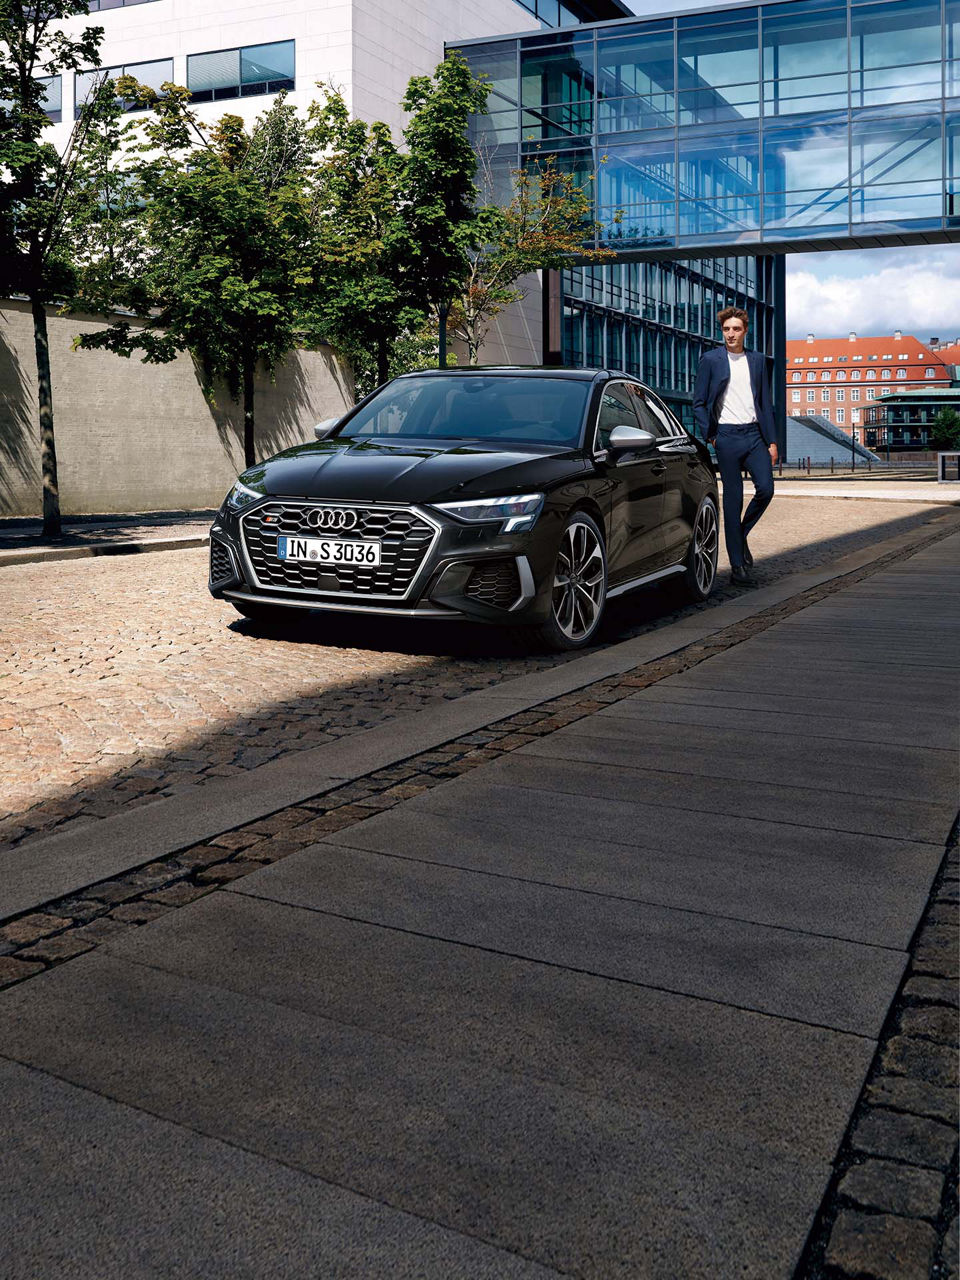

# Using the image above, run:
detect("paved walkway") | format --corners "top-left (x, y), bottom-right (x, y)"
top-left (0, 530), bottom-right (956, 1278)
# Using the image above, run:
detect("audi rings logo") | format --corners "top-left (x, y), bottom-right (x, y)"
top-left (306, 506), bottom-right (359, 532)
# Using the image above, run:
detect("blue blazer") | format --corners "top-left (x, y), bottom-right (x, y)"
top-left (693, 347), bottom-right (776, 446)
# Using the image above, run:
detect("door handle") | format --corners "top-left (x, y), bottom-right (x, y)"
top-left (651, 462), bottom-right (667, 475)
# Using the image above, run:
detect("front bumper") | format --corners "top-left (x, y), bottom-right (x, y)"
top-left (208, 498), bottom-right (556, 624)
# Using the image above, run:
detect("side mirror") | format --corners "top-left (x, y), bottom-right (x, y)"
top-left (314, 417), bottom-right (339, 440)
top-left (608, 424), bottom-right (657, 451)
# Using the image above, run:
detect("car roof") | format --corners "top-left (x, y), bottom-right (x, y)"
top-left (395, 366), bottom-right (611, 382)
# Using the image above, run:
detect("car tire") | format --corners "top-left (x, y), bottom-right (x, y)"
top-left (682, 496), bottom-right (719, 602)
top-left (535, 511), bottom-right (608, 652)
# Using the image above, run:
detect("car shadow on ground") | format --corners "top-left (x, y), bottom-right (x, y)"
top-left (3, 502), bottom-right (956, 851)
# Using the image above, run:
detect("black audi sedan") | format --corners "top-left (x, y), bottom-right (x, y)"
top-left (208, 368), bottom-right (719, 650)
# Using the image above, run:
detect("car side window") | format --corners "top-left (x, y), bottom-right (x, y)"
top-left (643, 390), bottom-right (685, 437)
top-left (595, 383), bottom-right (640, 451)
top-left (627, 385), bottom-right (671, 438)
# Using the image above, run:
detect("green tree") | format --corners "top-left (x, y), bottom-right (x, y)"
top-left (929, 407), bottom-right (960, 450)
top-left (304, 88), bottom-right (424, 388)
top-left (0, 0), bottom-right (110, 536)
top-left (399, 51), bottom-right (490, 366)
top-left (76, 88), bottom-right (318, 467)
top-left (447, 159), bottom-right (613, 365)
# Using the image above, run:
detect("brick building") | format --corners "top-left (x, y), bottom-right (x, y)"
top-left (785, 333), bottom-right (951, 445)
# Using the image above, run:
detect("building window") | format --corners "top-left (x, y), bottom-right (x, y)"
top-left (188, 40), bottom-right (295, 103)
top-left (852, 411), bottom-right (860, 425)
top-left (806, 389), bottom-right (816, 402)
top-left (806, 372), bottom-right (816, 382)
top-left (794, 357), bottom-right (804, 364)
top-left (882, 354), bottom-right (892, 360)
top-left (821, 389), bottom-right (830, 402)
top-left (896, 368), bottom-right (907, 379)
top-left (76, 60), bottom-right (173, 117)
top-left (853, 428), bottom-right (860, 441)
top-left (882, 368), bottom-right (892, 380)
top-left (791, 372), bottom-right (800, 382)
top-left (809, 357), bottom-right (819, 363)
top-left (851, 370), bottom-right (861, 380)
top-left (821, 370), bottom-right (830, 381)
top-left (791, 390), bottom-right (801, 403)
top-left (866, 369), bottom-right (877, 380)
top-left (824, 356), bottom-right (833, 362)
top-left (851, 388), bottom-right (861, 401)
top-left (925, 367), bottom-right (936, 377)
top-left (898, 353), bottom-right (908, 360)
top-left (836, 408), bottom-right (845, 423)
top-left (838, 356), bottom-right (848, 363)
top-left (836, 388), bottom-right (845, 402)
top-left (36, 75), bottom-right (61, 122)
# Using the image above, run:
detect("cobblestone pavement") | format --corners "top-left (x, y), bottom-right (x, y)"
top-left (1, 496), bottom-right (954, 848)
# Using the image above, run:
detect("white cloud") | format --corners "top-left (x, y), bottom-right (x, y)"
top-left (786, 246), bottom-right (960, 342)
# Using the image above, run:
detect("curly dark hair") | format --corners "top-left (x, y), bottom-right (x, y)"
top-left (717, 306), bottom-right (749, 329)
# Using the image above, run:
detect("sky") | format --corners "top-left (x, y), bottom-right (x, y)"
top-left (784, 245), bottom-right (960, 343)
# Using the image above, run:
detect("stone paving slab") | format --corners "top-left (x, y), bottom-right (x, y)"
top-left (228, 844), bottom-right (904, 1034)
top-left (102, 892), bottom-right (872, 1160)
top-left (0, 950), bottom-right (847, 1279)
top-left (597, 690), bottom-right (958, 750)
top-left (331, 783), bottom-right (941, 946)
top-left (473, 752), bottom-right (957, 845)
top-left (0, 1055), bottom-right (553, 1280)
top-left (519, 717), bottom-right (956, 807)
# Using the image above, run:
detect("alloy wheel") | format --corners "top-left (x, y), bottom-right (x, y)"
top-left (552, 518), bottom-right (606, 641)
top-left (693, 500), bottom-right (718, 596)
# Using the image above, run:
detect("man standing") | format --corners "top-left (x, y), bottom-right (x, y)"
top-left (693, 307), bottom-right (777, 586)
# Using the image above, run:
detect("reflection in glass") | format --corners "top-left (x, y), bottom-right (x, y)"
top-left (678, 18), bottom-right (759, 93)
top-left (679, 128), bottom-right (760, 198)
top-left (597, 25), bottom-right (674, 128)
top-left (521, 100), bottom-right (592, 142)
top-left (851, 0), bottom-right (941, 106)
top-left (678, 195), bottom-right (761, 235)
top-left (520, 38), bottom-right (593, 108)
top-left (458, 43), bottom-right (519, 109)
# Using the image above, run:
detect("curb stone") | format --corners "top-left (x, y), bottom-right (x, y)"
top-left (796, 819), bottom-right (960, 1280)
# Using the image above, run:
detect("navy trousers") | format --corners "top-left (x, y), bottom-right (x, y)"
top-left (713, 423), bottom-right (774, 568)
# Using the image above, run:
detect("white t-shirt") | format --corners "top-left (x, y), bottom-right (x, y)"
top-left (718, 351), bottom-right (757, 425)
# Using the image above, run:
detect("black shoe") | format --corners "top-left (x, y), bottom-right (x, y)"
top-left (730, 565), bottom-right (758, 588)
top-left (741, 533), bottom-right (753, 568)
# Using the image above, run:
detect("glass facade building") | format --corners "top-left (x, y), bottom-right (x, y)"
top-left (453, 0), bottom-right (956, 431)
top-left (456, 0), bottom-right (956, 254)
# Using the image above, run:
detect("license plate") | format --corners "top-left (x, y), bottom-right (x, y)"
top-left (277, 535), bottom-right (381, 566)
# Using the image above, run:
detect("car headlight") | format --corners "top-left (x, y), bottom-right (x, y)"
top-left (225, 479), bottom-right (264, 512)
top-left (432, 493), bottom-right (545, 534)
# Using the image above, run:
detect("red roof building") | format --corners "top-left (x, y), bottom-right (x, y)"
top-left (785, 332), bottom-right (951, 444)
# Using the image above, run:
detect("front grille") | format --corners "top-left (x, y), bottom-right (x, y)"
top-left (241, 502), bottom-right (437, 599)
top-left (464, 559), bottom-right (521, 609)
top-left (209, 539), bottom-right (235, 585)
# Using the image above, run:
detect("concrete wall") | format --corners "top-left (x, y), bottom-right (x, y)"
top-left (0, 302), bottom-right (353, 516)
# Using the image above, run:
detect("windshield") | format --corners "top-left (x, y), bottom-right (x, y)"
top-left (338, 375), bottom-right (590, 448)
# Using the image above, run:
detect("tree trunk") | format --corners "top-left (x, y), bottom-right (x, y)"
top-left (242, 355), bottom-right (256, 468)
top-left (31, 296), bottom-right (61, 539)
top-left (376, 335), bottom-right (389, 385)
top-left (438, 302), bottom-right (449, 369)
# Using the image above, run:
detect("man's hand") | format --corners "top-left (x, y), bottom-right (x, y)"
top-left (769, 443), bottom-right (779, 466)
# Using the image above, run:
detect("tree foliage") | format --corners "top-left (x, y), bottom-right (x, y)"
top-left (74, 86), bottom-right (319, 467)
top-left (0, 0), bottom-right (111, 535)
top-left (447, 159), bottom-right (613, 365)
top-left (929, 407), bottom-right (960, 450)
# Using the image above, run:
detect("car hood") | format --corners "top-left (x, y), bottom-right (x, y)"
top-left (249, 437), bottom-right (589, 505)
